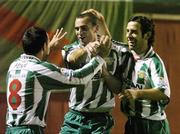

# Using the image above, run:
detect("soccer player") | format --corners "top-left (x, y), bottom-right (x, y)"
top-left (60, 9), bottom-right (118, 134)
top-left (103, 16), bottom-right (171, 134)
top-left (5, 26), bottom-right (106, 134)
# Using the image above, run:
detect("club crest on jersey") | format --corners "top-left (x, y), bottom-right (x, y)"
top-left (137, 71), bottom-right (147, 85)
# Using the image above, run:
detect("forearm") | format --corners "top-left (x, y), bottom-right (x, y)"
top-left (137, 88), bottom-right (169, 100)
top-left (67, 47), bottom-right (88, 63)
top-left (66, 41), bottom-right (101, 63)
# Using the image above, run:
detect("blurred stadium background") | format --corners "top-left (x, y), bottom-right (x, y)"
top-left (0, 0), bottom-right (180, 133)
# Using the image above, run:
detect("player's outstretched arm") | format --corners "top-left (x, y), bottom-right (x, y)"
top-left (35, 56), bottom-right (105, 90)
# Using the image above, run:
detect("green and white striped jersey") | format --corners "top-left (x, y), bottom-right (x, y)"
top-left (62, 41), bottom-right (118, 112)
top-left (6, 54), bottom-right (105, 127)
top-left (112, 43), bottom-right (170, 120)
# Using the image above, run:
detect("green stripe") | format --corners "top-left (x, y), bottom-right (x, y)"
top-left (75, 85), bottom-right (85, 107)
top-left (25, 71), bottom-right (35, 111)
top-left (140, 63), bottom-right (148, 72)
top-left (30, 59), bottom-right (60, 72)
top-left (73, 58), bottom-right (99, 78)
top-left (40, 61), bottom-right (60, 72)
top-left (152, 55), bottom-right (164, 77)
top-left (19, 114), bottom-right (26, 125)
top-left (35, 89), bottom-right (48, 120)
top-left (35, 72), bottom-right (75, 90)
top-left (85, 80), bottom-right (100, 108)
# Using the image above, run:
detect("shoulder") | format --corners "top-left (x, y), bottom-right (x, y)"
top-left (8, 58), bottom-right (20, 71)
top-left (149, 53), bottom-right (167, 74)
top-left (36, 61), bottom-right (60, 72)
top-left (151, 53), bottom-right (164, 66)
top-left (111, 40), bottom-right (127, 46)
top-left (111, 40), bottom-right (129, 53)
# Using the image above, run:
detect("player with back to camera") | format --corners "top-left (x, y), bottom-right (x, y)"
top-left (5, 26), bottom-right (106, 134)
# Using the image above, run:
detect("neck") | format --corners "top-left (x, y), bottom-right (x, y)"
top-left (137, 43), bottom-right (149, 55)
top-left (36, 50), bottom-right (43, 61)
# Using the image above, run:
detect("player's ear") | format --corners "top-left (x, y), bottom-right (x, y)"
top-left (95, 24), bottom-right (99, 33)
top-left (144, 32), bottom-right (151, 40)
top-left (42, 43), bottom-right (46, 51)
top-left (42, 42), bottom-right (48, 53)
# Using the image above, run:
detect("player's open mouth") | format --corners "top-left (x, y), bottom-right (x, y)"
top-left (79, 37), bottom-right (85, 40)
top-left (79, 37), bottom-right (86, 43)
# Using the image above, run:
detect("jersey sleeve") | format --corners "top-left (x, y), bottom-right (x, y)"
top-left (62, 41), bottom-right (84, 69)
top-left (36, 56), bottom-right (105, 90)
top-left (150, 57), bottom-right (170, 98)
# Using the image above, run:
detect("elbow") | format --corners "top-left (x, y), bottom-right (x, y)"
top-left (161, 94), bottom-right (170, 101)
top-left (159, 88), bottom-right (170, 100)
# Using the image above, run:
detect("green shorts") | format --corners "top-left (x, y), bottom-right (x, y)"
top-left (60, 109), bottom-right (114, 134)
top-left (6, 125), bottom-right (44, 134)
top-left (124, 117), bottom-right (170, 134)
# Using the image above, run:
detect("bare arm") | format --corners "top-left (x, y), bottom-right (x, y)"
top-left (66, 47), bottom-right (88, 64)
top-left (122, 88), bottom-right (169, 101)
top-left (67, 35), bottom-right (111, 64)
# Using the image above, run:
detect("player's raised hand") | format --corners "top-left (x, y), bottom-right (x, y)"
top-left (49, 28), bottom-right (67, 49)
top-left (98, 35), bottom-right (111, 58)
top-left (85, 41), bottom-right (100, 56)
